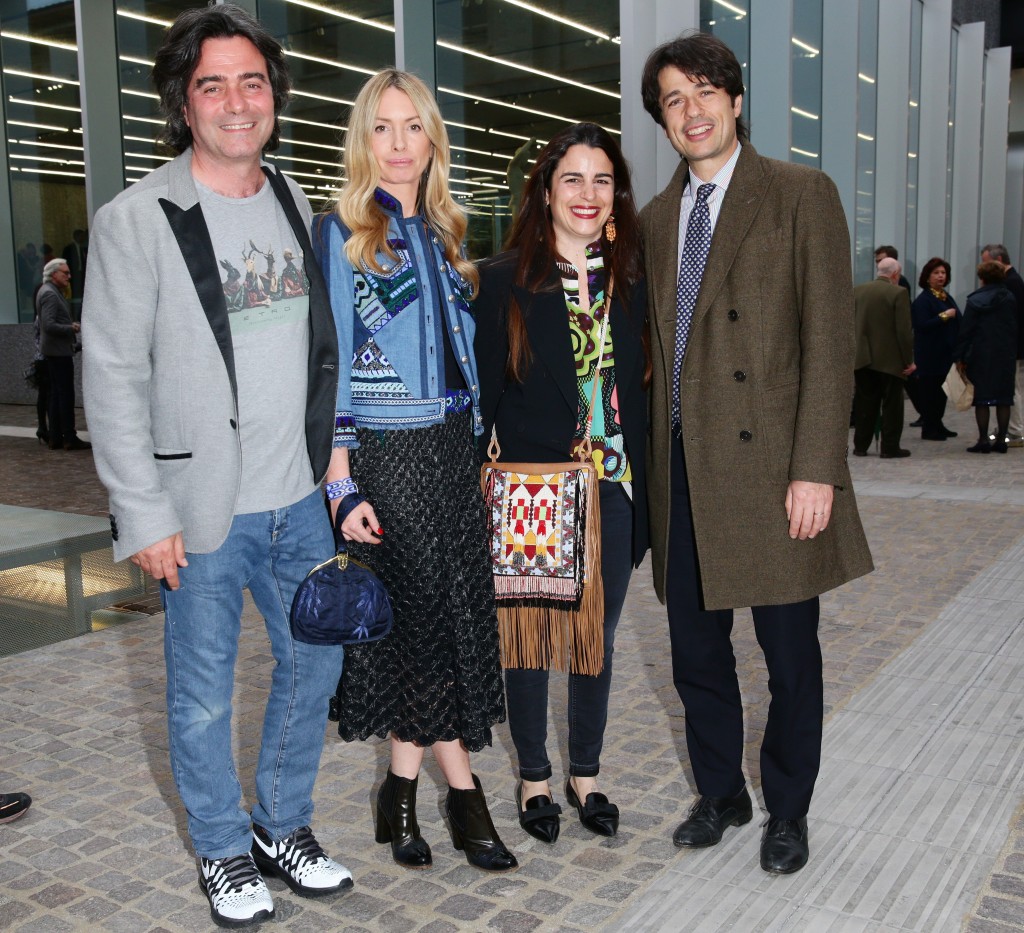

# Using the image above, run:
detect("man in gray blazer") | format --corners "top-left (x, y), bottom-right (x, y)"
top-left (82, 6), bottom-right (350, 926)
top-left (852, 257), bottom-right (915, 458)
top-left (639, 33), bottom-right (872, 875)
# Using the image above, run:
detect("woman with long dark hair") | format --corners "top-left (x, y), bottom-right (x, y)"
top-left (314, 69), bottom-right (516, 873)
top-left (474, 123), bottom-right (648, 843)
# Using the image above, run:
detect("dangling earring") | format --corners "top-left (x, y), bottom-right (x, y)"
top-left (604, 215), bottom-right (616, 244)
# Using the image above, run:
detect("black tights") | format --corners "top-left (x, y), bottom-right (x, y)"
top-left (976, 405), bottom-right (1010, 441)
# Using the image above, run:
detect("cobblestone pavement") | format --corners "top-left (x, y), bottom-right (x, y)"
top-left (1, 402), bottom-right (1022, 931)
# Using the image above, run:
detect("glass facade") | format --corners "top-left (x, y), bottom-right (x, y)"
top-left (790, 0), bottom-right (822, 169)
top-left (854, 0), bottom-right (878, 283)
top-left (3, 0), bottom-right (84, 322)
top-left (434, 0), bottom-right (620, 258)
top-left (0, 1), bottom-right (1012, 326)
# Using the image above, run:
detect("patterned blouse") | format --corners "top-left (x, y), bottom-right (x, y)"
top-left (557, 242), bottom-right (631, 483)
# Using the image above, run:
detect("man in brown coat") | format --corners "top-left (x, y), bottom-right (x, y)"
top-left (852, 257), bottom-right (915, 458)
top-left (638, 33), bottom-right (873, 874)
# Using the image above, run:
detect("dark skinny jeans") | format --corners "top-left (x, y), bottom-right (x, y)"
top-left (504, 481), bottom-right (635, 780)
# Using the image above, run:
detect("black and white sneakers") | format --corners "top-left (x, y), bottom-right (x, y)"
top-left (251, 824), bottom-right (353, 898)
top-left (198, 853), bottom-right (274, 928)
top-left (0, 792), bottom-right (32, 823)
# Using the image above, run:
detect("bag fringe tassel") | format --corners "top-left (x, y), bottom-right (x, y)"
top-left (496, 469), bottom-right (604, 676)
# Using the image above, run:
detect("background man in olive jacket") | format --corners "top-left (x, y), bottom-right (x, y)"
top-left (852, 257), bottom-right (916, 458)
top-left (638, 32), bottom-right (873, 875)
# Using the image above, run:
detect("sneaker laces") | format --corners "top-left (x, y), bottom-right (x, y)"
top-left (282, 826), bottom-right (327, 863)
top-left (205, 853), bottom-right (262, 890)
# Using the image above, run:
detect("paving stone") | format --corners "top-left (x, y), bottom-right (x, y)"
top-left (28, 882), bottom-right (85, 908)
top-left (523, 888), bottom-right (571, 914)
top-left (436, 892), bottom-right (494, 921)
top-left (488, 908), bottom-right (544, 932)
top-left (0, 901), bottom-right (33, 928)
top-left (15, 917), bottom-right (76, 933)
top-left (67, 895), bottom-right (122, 922)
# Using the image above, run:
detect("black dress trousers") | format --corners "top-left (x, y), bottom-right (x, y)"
top-left (665, 436), bottom-right (823, 820)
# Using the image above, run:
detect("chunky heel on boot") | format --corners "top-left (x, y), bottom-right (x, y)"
top-left (444, 775), bottom-right (518, 873)
top-left (376, 770), bottom-right (432, 868)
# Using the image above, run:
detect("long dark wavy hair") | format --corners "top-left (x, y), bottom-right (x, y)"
top-left (503, 122), bottom-right (645, 383)
top-left (152, 3), bottom-right (291, 154)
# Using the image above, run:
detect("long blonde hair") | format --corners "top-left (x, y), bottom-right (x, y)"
top-left (337, 69), bottom-right (478, 296)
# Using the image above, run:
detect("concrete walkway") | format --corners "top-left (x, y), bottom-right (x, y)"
top-left (1, 401), bottom-right (1022, 932)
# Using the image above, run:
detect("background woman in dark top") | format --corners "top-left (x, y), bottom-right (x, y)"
top-left (955, 261), bottom-right (1019, 453)
top-left (475, 123), bottom-right (648, 843)
top-left (911, 257), bottom-right (960, 441)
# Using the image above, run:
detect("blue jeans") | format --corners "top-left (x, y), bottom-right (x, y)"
top-left (504, 482), bottom-right (635, 780)
top-left (161, 488), bottom-right (344, 859)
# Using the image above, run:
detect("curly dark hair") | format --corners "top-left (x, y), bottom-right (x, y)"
top-left (151, 2), bottom-right (291, 154)
top-left (640, 31), bottom-right (748, 141)
top-left (918, 257), bottom-right (952, 290)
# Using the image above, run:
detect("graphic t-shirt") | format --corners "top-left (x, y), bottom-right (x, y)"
top-left (197, 179), bottom-right (314, 514)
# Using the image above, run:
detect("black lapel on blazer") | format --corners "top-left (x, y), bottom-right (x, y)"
top-left (609, 286), bottom-right (639, 395)
top-left (159, 198), bottom-right (237, 405)
top-left (513, 283), bottom-right (578, 415)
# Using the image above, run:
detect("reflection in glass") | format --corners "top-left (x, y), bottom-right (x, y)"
top-left (115, 1), bottom-right (396, 212)
top-left (855, 0), bottom-right (878, 283)
top-left (906, 0), bottom-right (923, 280)
top-left (790, 0), bottom-right (821, 169)
top-left (2, 2), bottom-right (84, 322)
top-left (945, 26), bottom-right (957, 260)
top-left (434, 0), bottom-right (620, 259)
top-left (700, 0), bottom-right (750, 119)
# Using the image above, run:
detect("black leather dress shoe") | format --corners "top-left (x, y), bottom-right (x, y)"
top-left (672, 788), bottom-right (753, 847)
top-left (760, 815), bottom-right (808, 874)
top-left (565, 779), bottom-right (618, 837)
top-left (879, 448), bottom-right (911, 458)
top-left (516, 783), bottom-right (561, 844)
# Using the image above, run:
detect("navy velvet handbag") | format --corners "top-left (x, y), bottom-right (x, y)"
top-left (290, 509), bottom-right (393, 647)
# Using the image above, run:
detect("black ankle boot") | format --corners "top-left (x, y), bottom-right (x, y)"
top-left (445, 775), bottom-right (518, 873)
top-left (375, 770), bottom-right (432, 868)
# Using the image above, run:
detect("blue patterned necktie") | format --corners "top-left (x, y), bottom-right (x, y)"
top-left (672, 182), bottom-right (716, 432)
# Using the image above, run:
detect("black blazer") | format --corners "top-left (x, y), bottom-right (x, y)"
top-left (474, 249), bottom-right (649, 567)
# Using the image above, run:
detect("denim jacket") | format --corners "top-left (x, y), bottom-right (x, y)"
top-left (313, 190), bottom-right (483, 447)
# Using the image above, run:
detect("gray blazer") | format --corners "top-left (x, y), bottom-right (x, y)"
top-left (37, 284), bottom-right (77, 357)
top-left (83, 150), bottom-right (338, 561)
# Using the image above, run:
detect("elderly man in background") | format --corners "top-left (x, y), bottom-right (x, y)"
top-left (852, 257), bottom-right (915, 458)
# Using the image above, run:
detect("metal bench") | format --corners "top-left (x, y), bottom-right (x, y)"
top-left (0, 505), bottom-right (146, 657)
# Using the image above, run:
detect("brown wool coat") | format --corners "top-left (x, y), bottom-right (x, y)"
top-left (640, 144), bottom-right (874, 610)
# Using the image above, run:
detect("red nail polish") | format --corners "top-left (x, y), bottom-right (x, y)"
top-left (376, 527), bottom-right (384, 536)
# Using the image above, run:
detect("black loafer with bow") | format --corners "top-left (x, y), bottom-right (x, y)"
top-left (565, 779), bottom-right (619, 837)
top-left (515, 783), bottom-right (562, 844)
top-left (760, 815), bottom-right (809, 874)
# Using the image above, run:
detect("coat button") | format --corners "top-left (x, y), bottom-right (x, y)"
top-left (728, 309), bottom-right (739, 321)
top-left (461, 355), bottom-right (469, 364)
top-left (734, 370), bottom-right (746, 382)
top-left (453, 325), bottom-right (461, 333)
top-left (739, 430), bottom-right (752, 441)
top-left (230, 419), bottom-right (237, 430)
top-left (448, 294), bottom-right (454, 302)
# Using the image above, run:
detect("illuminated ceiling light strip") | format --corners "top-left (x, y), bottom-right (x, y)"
top-left (791, 38), bottom-right (819, 55)
top-left (124, 134), bottom-right (158, 145)
top-left (279, 136), bottom-right (345, 153)
top-left (8, 119), bottom-right (70, 132)
top-left (293, 89), bottom-right (355, 107)
top-left (713, 0), bottom-right (748, 16)
top-left (857, 132), bottom-right (875, 141)
top-left (3, 67), bottom-right (79, 85)
top-left (8, 97), bottom-right (81, 113)
top-left (444, 119), bottom-right (487, 133)
top-left (791, 106), bottom-right (818, 120)
top-left (9, 153), bottom-right (84, 165)
top-left (0, 30), bottom-right (77, 51)
top-left (437, 40), bottom-right (619, 100)
top-left (908, 152), bottom-right (917, 158)
top-left (123, 114), bottom-right (165, 126)
top-left (125, 164), bottom-right (157, 175)
top-left (858, 73), bottom-right (876, 84)
top-left (439, 85), bottom-right (619, 135)
top-left (451, 144), bottom-right (501, 158)
top-left (790, 147), bottom-right (818, 158)
top-left (125, 151), bottom-right (173, 161)
top-left (450, 164), bottom-right (507, 178)
top-left (498, 1), bottom-right (616, 42)
top-left (282, 0), bottom-right (394, 32)
top-left (284, 49), bottom-right (375, 78)
top-left (266, 152), bottom-right (342, 169)
top-left (122, 88), bottom-right (159, 100)
top-left (10, 166), bottom-right (86, 178)
top-left (10, 139), bottom-right (83, 152)
top-left (280, 114), bottom-right (342, 131)
top-left (116, 9), bottom-right (173, 27)
top-left (909, 100), bottom-right (918, 107)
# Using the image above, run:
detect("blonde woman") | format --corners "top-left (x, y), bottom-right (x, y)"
top-left (313, 70), bottom-right (516, 874)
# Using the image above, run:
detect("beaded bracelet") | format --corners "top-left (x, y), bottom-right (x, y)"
top-left (325, 477), bottom-right (358, 501)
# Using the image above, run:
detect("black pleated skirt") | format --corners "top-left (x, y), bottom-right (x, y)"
top-left (334, 411), bottom-right (506, 751)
